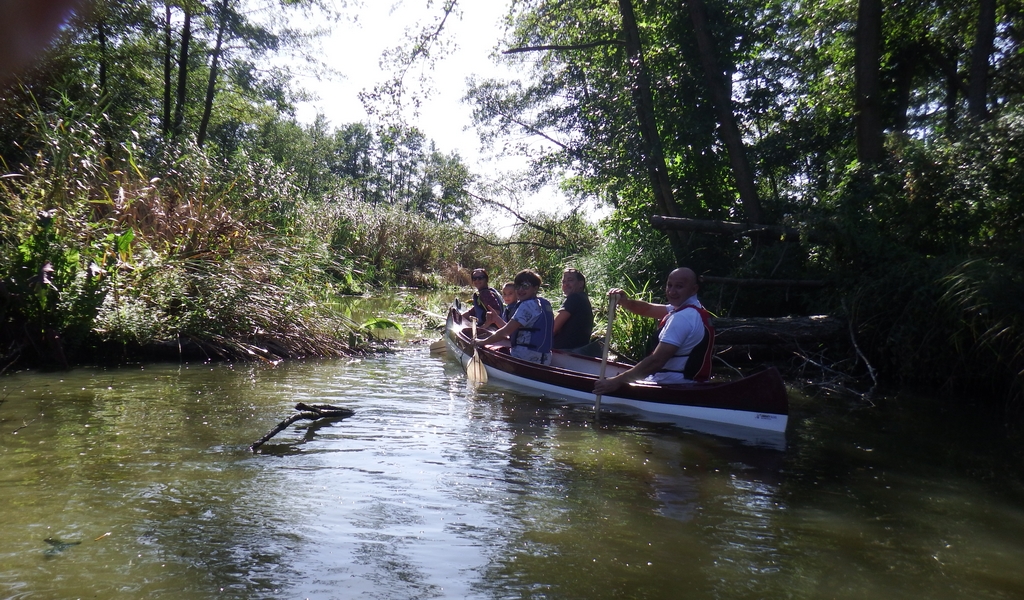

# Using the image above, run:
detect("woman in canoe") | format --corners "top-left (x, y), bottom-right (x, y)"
top-left (552, 268), bottom-right (595, 353)
top-left (462, 268), bottom-right (503, 328)
top-left (474, 270), bottom-right (554, 364)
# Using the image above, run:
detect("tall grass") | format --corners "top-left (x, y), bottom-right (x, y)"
top-left (0, 95), bottom-right (367, 367)
top-left (606, 277), bottom-right (660, 363)
top-left (940, 259), bottom-right (1024, 412)
top-left (839, 255), bottom-right (1024, 415)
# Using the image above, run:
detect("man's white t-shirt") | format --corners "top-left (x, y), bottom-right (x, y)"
top-left (650, 295), bottom-right (706, 385)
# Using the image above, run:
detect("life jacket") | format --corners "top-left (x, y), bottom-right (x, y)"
top-left (655, 304), bottom-right (715, 382)
top-left (511, 297), bottom-right (554, 354)
top-left (503, 300), bottom-right (520, 323)
top-left (473, 287), bottom-right (503, 324)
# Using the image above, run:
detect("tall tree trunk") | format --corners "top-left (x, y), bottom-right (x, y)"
top-left (686, 0), bottom-right (765, 224)
top-left (967, 0), bottom-right (996, 120)
top-left (891, 47), bottom-right (915, 133)
top-left (171, 7), bottom-right (192, 139)
top-left (617, 0), bottom-right (685, 258)
top-left (945, 50), bottom-right (960, 129)
top-left (97, 18), bottom-right (107, 94)
top-left (197, 0), bottom-right (229, 148)
top-left (97, 16), bottom-right (112, 157)
top-left (854, 0), bottom-right (883, 165)
top-left (162, 3), bottom-right (173, 136)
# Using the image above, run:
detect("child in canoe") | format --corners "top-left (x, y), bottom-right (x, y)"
top-left (474, 269), bottom-right (554, 364)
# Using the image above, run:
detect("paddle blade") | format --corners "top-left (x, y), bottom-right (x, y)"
top-left (466, 316), bottom-right (488, 383)
top-left (466, 349), bottom-right (488, 383)
top-left (429, 338), bottom-right (447, 354)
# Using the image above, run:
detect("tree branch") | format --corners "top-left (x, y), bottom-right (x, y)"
top-left (463, 229), bottom-right (565, 251)
top-left (467, 191), bottom-right (558, 236)
top-left (649, 214), bottom-right (828, 243)
top-left (498, 111), bottom-right (570, 151)
top-left (503, 40), bottom-right (624, 54)
top-left (250, 403), bottom-right (354, 452)
top-left (702, 276), bottom-right (826, 288)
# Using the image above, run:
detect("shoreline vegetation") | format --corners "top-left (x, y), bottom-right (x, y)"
top-left (0, 97), bottom-right (595, 371)
top-left (1, 1), bottom-right (1023, 426)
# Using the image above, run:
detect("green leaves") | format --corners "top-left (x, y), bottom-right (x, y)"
top-left (362, 317), bottom-right (404, 338)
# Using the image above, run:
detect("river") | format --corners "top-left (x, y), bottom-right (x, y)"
top-left (2, 306), bottom-right (1023, 599)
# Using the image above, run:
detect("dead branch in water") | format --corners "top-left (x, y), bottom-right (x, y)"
top-left (249, 402), bottom-right (354, 452)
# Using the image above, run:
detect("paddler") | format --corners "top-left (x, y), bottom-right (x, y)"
top-left (593, 267), bottom-right (715, 394)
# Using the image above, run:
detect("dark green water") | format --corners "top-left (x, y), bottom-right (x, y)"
top-left (1, 347), bottom-right (1023, 599)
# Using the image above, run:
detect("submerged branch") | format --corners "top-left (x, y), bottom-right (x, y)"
top-left (249, 402), bottom-right (354, 452)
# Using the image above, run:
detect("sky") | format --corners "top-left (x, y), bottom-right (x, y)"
top-left (281, 1), bottom-right (596, 230)
top-left (290, 1), bottom-right (516, 171)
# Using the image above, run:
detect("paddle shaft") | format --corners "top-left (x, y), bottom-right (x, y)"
top-left (595, 295), bottom-right (618, 413)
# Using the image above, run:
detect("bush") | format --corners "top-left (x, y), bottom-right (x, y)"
top-left (0, 96), bottom-right (367, 367)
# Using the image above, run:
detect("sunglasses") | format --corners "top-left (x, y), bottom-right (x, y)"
top-left (471, 275), bottom-right (486, 280)
top-left (515, 282), bottom-right (535, 290)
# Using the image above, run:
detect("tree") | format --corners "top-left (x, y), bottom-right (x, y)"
top-left (686, 0), bottom-right (765, 224)
top-left (616, 0), bottom-right (687, 258)
top-left (855, 0), bottom-right (883, 165)
top-left (967, 0), bottom-right (996, 120)
top-left (197, 0), bottom-right (231, 147)
top-left (172, 2), bottom-right (193, 139)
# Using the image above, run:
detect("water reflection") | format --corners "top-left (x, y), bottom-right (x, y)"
top-left (2, 352), bottom-right (1024, 599)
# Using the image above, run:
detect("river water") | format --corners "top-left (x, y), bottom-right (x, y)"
top-left (2, 343), bottom-right (1024, 599)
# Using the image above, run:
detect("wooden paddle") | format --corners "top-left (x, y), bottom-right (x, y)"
top-left (595, 295), bottom-right (618, 413)
top-left (466, 317), bottom-right (488, 383)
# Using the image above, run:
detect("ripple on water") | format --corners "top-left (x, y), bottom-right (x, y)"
top-left (5, 348), bottom-right (1024, 599)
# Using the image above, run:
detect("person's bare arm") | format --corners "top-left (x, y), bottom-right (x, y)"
top-left (608, 289), bottom-right (668, 319)
top-left (477, 319), bottom-right (521, 346)
top-left (552, 309), bottom-right (571, 335)
top-left (482, 305), bottom-right (506, 329)
top-left (593, 341), bottom-right (678, 395)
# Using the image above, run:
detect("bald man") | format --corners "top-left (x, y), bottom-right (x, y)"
top-left (593, 267), bottom-right (715, 395)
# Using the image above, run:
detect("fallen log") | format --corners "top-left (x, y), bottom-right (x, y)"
top-left (712, 315), bottom-right (848, 365)
top-left (249, 402), bottom-right (354, 452)
top-left (702, 275), bottom-right (827, 289)
top-left (649, 215), bottom-right (828, 243)
top-left (714, 315), bottom-right (845, 345)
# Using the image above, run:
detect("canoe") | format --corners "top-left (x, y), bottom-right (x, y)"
top-left (443, 302), bottom-right (789, 433)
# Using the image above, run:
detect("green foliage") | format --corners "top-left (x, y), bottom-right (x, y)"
top-left (822, 117), bottom-right (1024, 408)
top-left (94, 238), bottom-right (364, 361)
top-left (0, 92), bottom-right (369, 365)
top-left (840, 255), bottom-right (1024, 410)
top-left (480, 210), bottom-right (600, 290)
top-left (252, 117), bottom-right (474, 223)
top-left (361, 317), bottom-right (404, 341)
top-left (307, 199), bottom-right (464, 289)
top-left (608, 277), bottom-right (660, 364)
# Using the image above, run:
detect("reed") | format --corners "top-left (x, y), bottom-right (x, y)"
top-left (0, 100), bottom-right (367, 367)
top-left (939, 259), bottom-right (1024, 411)
top-left (606, 277), bottom-right (659, 364)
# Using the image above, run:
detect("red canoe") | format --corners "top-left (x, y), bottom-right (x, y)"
top-left (444, 304), bottom-right (789, 433)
